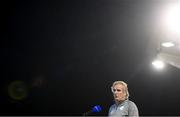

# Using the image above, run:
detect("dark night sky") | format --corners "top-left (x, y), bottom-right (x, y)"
top-left (2, 0), bottom-right (180, 116)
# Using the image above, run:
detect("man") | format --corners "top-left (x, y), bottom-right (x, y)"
top-left (108, 81), bottom-right (139, 117)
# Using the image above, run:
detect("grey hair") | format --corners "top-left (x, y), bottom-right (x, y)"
top-left (111, 81), bottom-right (129, 99)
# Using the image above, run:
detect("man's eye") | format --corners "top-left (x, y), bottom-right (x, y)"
top-left (113, 89), bottom-right (121, 92)
top-left (117, 89), bottom-right (121, 92)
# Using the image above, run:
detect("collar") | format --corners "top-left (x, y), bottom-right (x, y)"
top-left (115, 99), bottom-right (129, 106)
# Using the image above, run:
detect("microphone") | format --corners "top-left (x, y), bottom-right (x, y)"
top-left (83, 105), bottom-right (102, 116)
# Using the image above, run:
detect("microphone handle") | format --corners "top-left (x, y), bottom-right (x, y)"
top-left (83, 110), bottom-right (93, 116)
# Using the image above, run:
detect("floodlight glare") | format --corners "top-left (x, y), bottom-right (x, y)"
top-left (164, 2), bottom-right (180, 33)
top-left (152, 60), bottom-right (165, 69)
top-left (161, 42), bottom-right (175, 47)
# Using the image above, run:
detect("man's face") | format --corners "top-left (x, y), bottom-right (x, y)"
top-left (112, 84), bottom-right (126, 102)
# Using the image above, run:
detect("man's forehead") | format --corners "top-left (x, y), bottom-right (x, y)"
top-left (113, 84), bottom-right (125, 88)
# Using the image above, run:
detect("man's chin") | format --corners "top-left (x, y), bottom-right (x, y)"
top-left (114, 98), bottom-right (124, 102)
top-left (114, 98), bottom-right (120, 102)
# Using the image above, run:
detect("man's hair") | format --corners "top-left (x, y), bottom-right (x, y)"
top-left (111, 81), bottom-right (129, 99)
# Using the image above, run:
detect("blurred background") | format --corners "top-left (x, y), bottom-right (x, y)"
top-left (2, 0), bottom-right (180, 115)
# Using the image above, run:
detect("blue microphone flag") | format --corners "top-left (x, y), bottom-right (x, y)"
top-left (92, 105), bottom-right (102, 113)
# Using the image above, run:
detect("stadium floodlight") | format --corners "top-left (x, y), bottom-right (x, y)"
top-left (152, 60), bottom-right (165, 70)
top-left (161, 42), bottom-right (175, 47)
